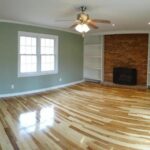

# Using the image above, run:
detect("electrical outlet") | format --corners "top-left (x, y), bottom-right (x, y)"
top-left (11, 84), bottom-right (14, 89)
top-left (59, 78), bottom-right (62, 82)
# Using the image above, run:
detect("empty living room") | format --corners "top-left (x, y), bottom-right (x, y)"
top-left (0, 0), bottom-right (150, 150)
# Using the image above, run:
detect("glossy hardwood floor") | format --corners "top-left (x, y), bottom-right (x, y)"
top-left (0, 82), bottom-right (150, 150)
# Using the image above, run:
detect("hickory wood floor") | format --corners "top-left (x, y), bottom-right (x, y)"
top-left (0, 82), bottom-right (150, 150)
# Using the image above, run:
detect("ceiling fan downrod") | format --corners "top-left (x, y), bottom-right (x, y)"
top-left (81, 6), bottom-right (87, 12)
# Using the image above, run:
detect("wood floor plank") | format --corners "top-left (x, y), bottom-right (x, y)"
top-left (0, 82), bottom-right (150, 150)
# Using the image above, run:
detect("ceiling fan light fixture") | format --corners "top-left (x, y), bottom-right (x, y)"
top-left (75, 24), bottom-right (90, 33)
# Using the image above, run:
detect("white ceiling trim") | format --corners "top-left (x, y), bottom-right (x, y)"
top-left (0, 19), bottom-right (79, 34)
top-left (88, 30), bottom-right (150, 35)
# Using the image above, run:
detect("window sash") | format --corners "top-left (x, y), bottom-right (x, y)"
top-left (20, 54), bottom-right (37, 73)
top-left (41, 54), bottom-right (56, 72)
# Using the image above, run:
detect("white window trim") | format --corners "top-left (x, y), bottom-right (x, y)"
top-left (18, 31), bottom-right (58, 77)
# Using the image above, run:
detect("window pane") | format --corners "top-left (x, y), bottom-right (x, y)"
top-left (41, 47), bottom-right (54, 54)
top-left (41, 55), bottom-right (54, 71)
top-left (20, 55), bottom-right (37, 73)
top-left (31, 38), bottom-right (36, 46)
top-left (41, 38), bottom-right (46, 47)
top-left (40, 38), bottom-right (54, 54)
top-left (46, 39), bottom-right (54, 47)
top-left (20, 36), bottom-right (36, 54)
top-left (41, 38), bottom-right (54, 47)
top-left (20, 46), bottom-right (26, 54)
top-left (26, 37), bottom-right (32, 45)
top-left (20, 36), bottom-right (26, 45)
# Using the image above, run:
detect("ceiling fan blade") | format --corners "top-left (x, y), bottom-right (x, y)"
top-left (92, 19), bottom-right (111, 24)
top-left (87, 22), bottom-right (98, 29)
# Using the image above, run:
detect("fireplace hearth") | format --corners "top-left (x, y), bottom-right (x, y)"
top-left (113, 67), bottom-right (137, 85)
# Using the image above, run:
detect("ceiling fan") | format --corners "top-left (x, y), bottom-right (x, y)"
top-left (69, 6), bottom-right (111, 34)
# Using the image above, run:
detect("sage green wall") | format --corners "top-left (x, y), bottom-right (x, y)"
top-left (0, 22), bottom-right (83, 94)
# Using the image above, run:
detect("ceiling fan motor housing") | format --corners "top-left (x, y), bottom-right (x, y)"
top-left (77, 13), bottom-right (89, 23)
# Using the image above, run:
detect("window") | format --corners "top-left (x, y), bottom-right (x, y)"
top-left (18, 32), bottom-right (58, 77)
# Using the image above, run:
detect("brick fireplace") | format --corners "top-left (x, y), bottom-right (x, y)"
top-left (104, 34), bottom-right (148, 85)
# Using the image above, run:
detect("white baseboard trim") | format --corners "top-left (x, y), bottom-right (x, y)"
top-left (0, 80), bottom-right (84, 98)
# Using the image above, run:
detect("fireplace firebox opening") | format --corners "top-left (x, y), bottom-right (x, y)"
top-left (113, 67), bottom-right (137, 85)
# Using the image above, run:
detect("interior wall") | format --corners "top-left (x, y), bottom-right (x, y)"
top-left (104, 34), bottom-right (148, 85)
top-left (0, 22), bottom-right (83, 94)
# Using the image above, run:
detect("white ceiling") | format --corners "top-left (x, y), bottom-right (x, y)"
top-left (0, 0), bottom-right (150, 34)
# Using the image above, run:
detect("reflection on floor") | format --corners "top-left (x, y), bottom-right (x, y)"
top-left (19, 106), bottom-right (55, 133)
top-left (0, 82), bottom-right (150, 150)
